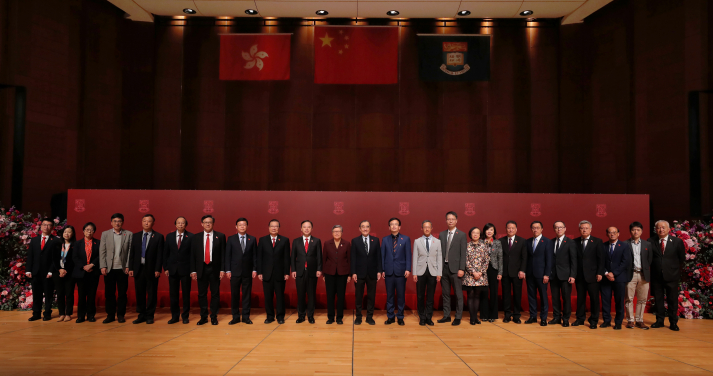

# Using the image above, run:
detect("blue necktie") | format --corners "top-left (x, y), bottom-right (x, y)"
top-left (425, 237), bottom-right (430, 254)
top-left (142, 232), bottom-right (148, 258)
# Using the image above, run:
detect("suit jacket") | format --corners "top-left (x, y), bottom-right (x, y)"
top-left (224, 233), bottom-right (257, 278)
top-left (53, 241), bottom-right (75, 276)
top-left (525, 236), bottom-right (554, 279)
top-left (412, 236), bottom-right (442, 277)
top-left (350, 235), bottom-right (381, 279)
top-left (625, 238), bottom-right (653, 282)
top-left (551, 236), bottom-right (577, 281)
top-left (99, 229), bottom-right (133, 270)
top-left (322, 239), bottom-right (351, 276)
top-left (647, 236), bottom-right (686, 283)
top-left (573, 236), bottom-right (605, 283)
top-left (381, 233), bottom-right (412, 276)
top-left (487, 239), bottom-right (504, 275)
top-left (291, 236), bottom-right (323, 277)
top-left (190, 231), bottom-right (226, 278)
top-left (129, 231), bottom-right (165, 275)
top-left (27, 234), bottom-right (61, 276)
top-left (500, 235), bottom-right (527, 278)
top-left (163, 231), bottom-right (194, 277)
top-left (603, 240), bottom-right (632, 283)
top-left (72, 238), bottom-right (101, 279)
top-left (256, 234), bottom-right (290, 282)
top-left (439, 228), bottom-right (467, 273)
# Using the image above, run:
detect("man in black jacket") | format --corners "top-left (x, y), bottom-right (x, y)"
top-left (572, 220), bottom-right (605, 329)
top-left (500, 220), bottom-right (527, 323)
top-left (25, 218), bottom-right (61, 321)
top-left (549, 221), bottom-right (577, 327)
top-left (256, 219), bottom-right (290, 324)
top-left (225, 217), bottom-right (257, 325)
top-left (190, 215), bottom-right (226, 326)
top-left (128, 214), bottom-right (165, 325)
top-left (291, 220), bottom-right (322, 324)
top-left (351, 220), bottom-right (381, 325)
top-left (648, 220), bottom-right (686, 331)
top-left (163, 216), bottom-right (193, 324)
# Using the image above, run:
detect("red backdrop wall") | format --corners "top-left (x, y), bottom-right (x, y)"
top-left (67, 189), bottom-right (649, 312)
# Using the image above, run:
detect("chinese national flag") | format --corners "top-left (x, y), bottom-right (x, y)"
top-left (314, 26), bottom-right (398, 84)
top-left (219, 34), bottom-right (291, 80)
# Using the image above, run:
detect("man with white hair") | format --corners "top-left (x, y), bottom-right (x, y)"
top-left (572, 220), bottom-right (605, 329)
top-left (647, 220), bottom-right (685, 331)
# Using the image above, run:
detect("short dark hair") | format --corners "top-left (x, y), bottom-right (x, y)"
top-left (83, 222), bottom-right (96, 231)
top-left (175, 216), bottom-right (188, 226)
top-left (62, 225), bottom-right (76, 241)
top-left (629, 221), bottom-right (643, 231)
top-left (301, 220), bottom-right (313, 227)
top-left (269, 219), bottom-right (280, 227)
top-left (142, 214), bottom-right (155, 222)
top-left (530, 221), bottom-right (543, 229)
top-left (553, 221), bottom-right (566, 228)
top-left (41, 218), bottom-right (54, 225)
top-left (111, 213), bottom-right (124, 222)
top-left (388, 217), bottom-right (401, 226)
top-left (422, 220), bottom-right (432, 227)
top-left (236, 217), bottom-right (248, 226)
top-left (359, 220), bottom-right (370, 228)
top-left (469, 227), bottom-right (481, 240)
top-left (483, 223), bottom-right (497, 238)
top-left (446, 211), bottom-right (458, 219)
top-left (606, 226), bottom-right (619, 234)
top-left (506, 220), bottom-right (518, 228)
top-left (201, 215), bottom-right (214, 224)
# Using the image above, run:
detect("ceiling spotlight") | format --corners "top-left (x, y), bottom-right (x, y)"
top-left (519, 10), bottom-right (533, 16)
top-left (316, 10), bottom-right (328, 15)
top-left (245, 9), bottom-right (258, 15)
top-left (183, 8), bottom-right (196, 15)
top-left (386, 10), bottom-right (399, 16)
top-left (457, 10), bottom-right (471, 16)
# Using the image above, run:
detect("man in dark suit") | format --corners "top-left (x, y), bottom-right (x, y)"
top-left (163, 216), bottom-right (193, 324)
top-left (25, 218), bottom-right (61, 321)
top-left (525, 221), bottom-right (554, 326)
top-left (190, 215), bottom-right (226, 326)
top-left (351, 220), bottom-right (381, 325)
top-left (600, 227), bottom-right (632, 330)
top-left (438, 211), bottom-right (467, 326)
top-left (648, 220), bottom-right (686, 331)
top-left (291, 220), bottom-right (323, 324)
top-left (500, 220), bottom-right (527, 324)
top-left (225, 217), bottom-right (257, 325)
top-left (128, 214), bottom-right (165, 325)
top-left (256, 219), bottom-right (291, 324)
top-left (625, 221), bottom-right (653, 329)
top-left (572, 220), bottom-right (605, 329)
top-left (548, 221), bottom-right (577, 327)
top-left (381, 217), bottom-right (411, 326)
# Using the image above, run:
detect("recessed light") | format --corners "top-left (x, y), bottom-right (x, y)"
top-left (183, 8), bottom-right (196, 15)
top-left (316, 10), bottom-right (328, 15)
top-left (519, 10), bottom-right (533, 16)
top-left (457, 10), bottom-right (471, 16)
top-left (386, 10), bottom-right (399, 16)
top-left (245, 9), bottom-right (258, 15)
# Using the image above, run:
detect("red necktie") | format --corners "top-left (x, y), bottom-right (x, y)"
top-left (178, 234), bottom-right (182, 249)
top-left (41, 236), bottom-right (46, 250)
top-left (661, 239), bottom-right (665, 254)
top-left (508, 238), bottom-right (512, 250)
top-left (304, 238), bottom-right (309, 268)
top-left (205, 235), bottom-right (211, 264)
top-left (272, 237), bottom-right (276, 247)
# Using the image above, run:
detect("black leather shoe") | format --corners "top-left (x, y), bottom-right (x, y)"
top-left (469, 320), bottom-right (476, 325)
top-left (452, 319), bottom-right (461, 326)
top-left (76, 318), bottom-right (85, 323)
top-left (117, 316), bottom-right (126, 323)
top-left (397, 319), bottom-right (405, 326)
top-left (296, 317), bottom-right (305, 324)
top-left (427, 320), bottom-right (434, 326)
top-left (42, 316), bottom-right (51, 321)
top-left (264, 319), bottom-right (274, 324)
top-left (229, 319), bottom-right (240, 325)
top-left (540, 321), bottom-right (547, 327)
top-left (133, 318), bottom-right (146, 324)
top-left (87, 317), bottom-right (96, 322)
top-left (243, 318), bottom-right (253, 325)
top-left (385, 318), bottom-right (395, 325)
top-left (28, 316), bottom-right (41, 322)
top-left (474, 318), bottom-right (482, 324)
top-left (525, 317), bottom-right (537, 324)
top-left (102, 317), bottom-right (115, 324)
top-left (613, 324), bottom-right (622, 330)
top-left (562, 321), bottom-right (569, 327)
top-left (503, 317), bottom-right (511, 323)
top-left (211, 317), bottom-right (218, 325)
top-left (589, 323), bottom-right (597, 329)
top-left (183, 318), bottom-right (189, 324)
top-left (308, 317), bottom-right (315, 324)
top-left (197, 317), bottom-right (208, 325)
top-left (337, 319), bottom-right (343, 325)
top-left (146, 319), bottom-right (154, 324)
top-left (571, 320), bottom-right (583, 327)
top-left (670, 323), bottom-right (680, 331)
top-left (548, 319), bottom-right (560, 325)
top-left (277, 319), bottom-right (285, 324)
top-left (513, 318), bottom-right (522, 324)
top-left (651, 322), bottom-right (664, 328)
top-left (437, 316), bottom-right (451, 323)
top-left (366, 317), bottom-right (375, 325)
top-left (600, 322), bottom-right (611, 328)
top-left (234, 316), bottom-right (242, 324)
top-left (355, 318), bottom-right (362, 325)
top-left (326, 319), bottom-right (335, 325)
top-left (419, 319), bottom-right (426, 326)
top-left (168, 318), bottom-right (180, 324)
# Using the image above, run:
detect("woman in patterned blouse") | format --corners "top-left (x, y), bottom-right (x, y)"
top-left (482, 223), bottom-right (503, 322)
top-left (463, 227), bottom-right (490, 325)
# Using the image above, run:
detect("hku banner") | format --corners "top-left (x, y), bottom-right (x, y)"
top-left (418, 34), bottom-right (490, 81)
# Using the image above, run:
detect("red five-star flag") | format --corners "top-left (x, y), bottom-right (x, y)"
top-left (219, 34), bottom-right (291, 81)
top-left (314, 26), bottom-right (398, 84)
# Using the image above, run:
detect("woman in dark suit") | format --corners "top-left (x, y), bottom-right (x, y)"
top-left (482, 223), bottom-right (503, 322)
top-left (73, 222), bottom-right (100, 323)
top-left (322, 225), bottom-right (351, 325)
top-left (53, 225), bottom-right (76, 322)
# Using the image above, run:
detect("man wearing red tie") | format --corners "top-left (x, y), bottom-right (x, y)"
top-left (26, 218), bottom-right (61, 321)
top-left (647, 220), bottom-right (685, 331)
top-left (291, 220), bottom-right (323, 324)
top-left (190, 215), bottom-right (226, 325)
top-left (257, 220), bottom-right (291, 324)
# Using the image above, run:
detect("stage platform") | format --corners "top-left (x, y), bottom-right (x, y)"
top-left (1, 309), bottom-right (712, 375)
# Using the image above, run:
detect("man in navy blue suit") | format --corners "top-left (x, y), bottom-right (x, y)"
top-left (600, 227), bottom-right (632, 330)
top-left (381, 217), bottom-right (411, 326)
top-left (525, 221), bottom-right (554, 326)
top-left (225, 217), bottom-right (257, 325)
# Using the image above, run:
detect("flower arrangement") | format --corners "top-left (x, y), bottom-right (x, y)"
top-left (669, 220), bottom-right (713, 319)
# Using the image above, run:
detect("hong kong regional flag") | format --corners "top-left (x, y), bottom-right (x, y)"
top-left (314, 26), bottom-right (398, 84)
top-left (219, 34), bottom-right (291, 80)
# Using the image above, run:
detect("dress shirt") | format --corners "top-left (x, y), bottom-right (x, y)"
top-left (112, 230), bottom-right (123, 269)
top-left (631, 239), bottom-right (641, 271)
top-left (141, 230), bottom-right (152, 264)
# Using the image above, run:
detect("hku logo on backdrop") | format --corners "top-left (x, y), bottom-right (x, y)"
top-left (530, 203), bottom-right (541, 217)
top-left (139, 200), bottom-right (150, 213)
top-left (596, 204), bottom-right (607, 218)
top-left (333, 202), bottom-right (344, 215)
top-left (268, 201), bottom-right (279, 214)
top-left (74, 199), bottom-right (85, 213)
top-left (464, 203), bottom-right (475, 216)
top-left (203, 200), bottom-right (214, 214)
top-left (399, 202), bottom-right (410, 215)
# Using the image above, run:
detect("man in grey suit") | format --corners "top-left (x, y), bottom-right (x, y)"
top-left (625, 221), bottom-right (653, 329)
top-left (412, 220), bottom-right (442, 326)
top-left (99, 213), bottom-right (133, 324)
top-left (438, 211), bottom-right (467, 326)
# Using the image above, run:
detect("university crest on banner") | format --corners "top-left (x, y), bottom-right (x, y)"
top-left (418, 34), bottom-right (490, 82)
top-left (596, 204), bottom-right (607, 217)
top-left (530, 203), bottom-right (541, 217)
top-left (268, 201), bottom-right (279, 214)
top-left (139, 200), bottom-right (150, 213)
top-left (399, 202), bottom-right (410, 215)
top-left (333, 202), bottom-right (344, 215)
top-left (441, 42), bottom-right (469, 75)
top-left (74, 199), bottom-right (85, 213)
top-left (464, 203), bottom-right (475, 216)
top-left (203, 200), bottom-right (214, 214)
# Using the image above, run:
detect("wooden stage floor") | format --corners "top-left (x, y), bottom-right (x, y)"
top-left (1, 308), bottom-right (712, 375)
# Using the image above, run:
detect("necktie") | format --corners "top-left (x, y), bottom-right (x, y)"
top-left (304, 238), bottom-right (309, 268)
top-left (610, 243), bottom-right (615, 257)
top-left (142, 232), bottom-right (148, 258)
top-left (555, 239), bottom-right (560, 254)
top-left (509, 237), bottom-right (512, 250)
top-left (177, 234), bottom-right (182, 249)
top-left (204, 234), bottom-right (211, 264)
top-left (533, 238), bottom-right (537, 250)
top-left (241, 236), bottom-right (245, 251)
top-left (272, 237), bottom-right (275, 247)
top-left (41, 236), bottom-right (46, 250)
top-left (661, 239), bottom-right (665, 254)
top-left (425, 237), bottom-right (430, 254)
top-left (446, 232), bottom-right (453, 262)
top-left (364, 237), bottom-right (369, 255)
top-left (393, 236), bottom-right (397, 253)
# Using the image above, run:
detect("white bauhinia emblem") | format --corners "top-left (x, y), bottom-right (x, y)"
top-left (242, 44), bottom-right (268, 70)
